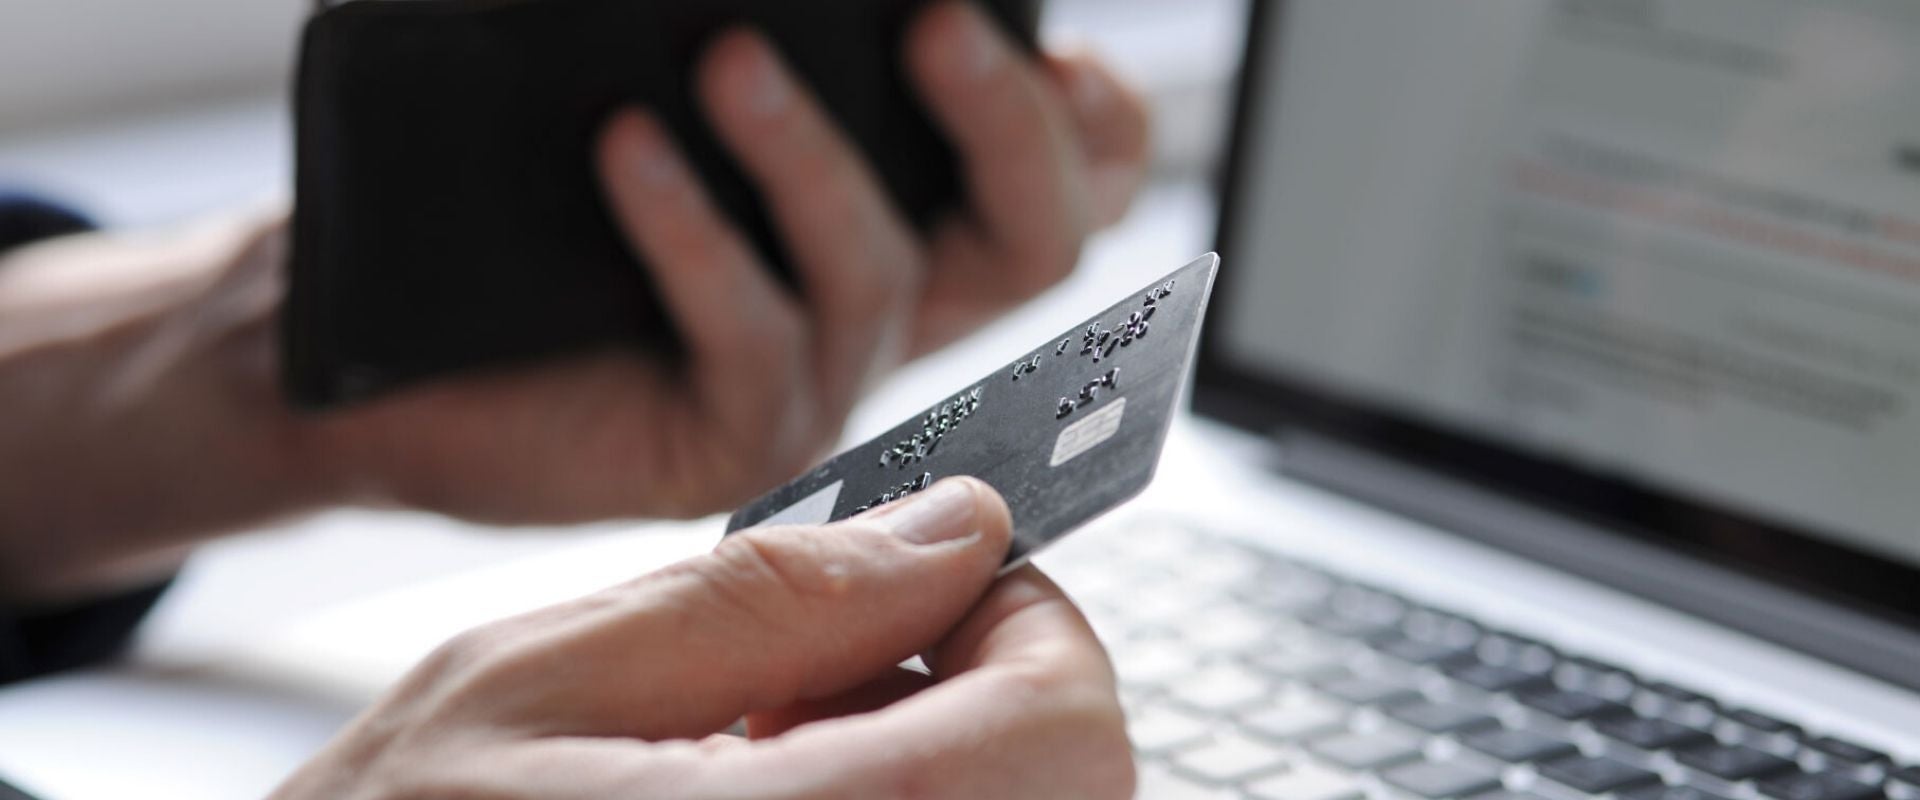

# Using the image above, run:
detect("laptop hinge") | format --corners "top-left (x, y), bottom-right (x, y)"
top-left (1274, 428), bottom-right (1920, 693)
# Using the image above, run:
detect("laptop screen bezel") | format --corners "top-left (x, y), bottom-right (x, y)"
top-left (1197, 1), bottom-right (1920, 645)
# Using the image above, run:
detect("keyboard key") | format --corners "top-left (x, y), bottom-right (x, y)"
top-left (1724, 708), bottom-right (1801, 737)
top-left (1373, 635), bottom-right (1476, 666)
top-left (1120, 581), bottom-right (1219, 625)
top-left (1639, 681), bottom-right (1711, 705)
top-left (1312, 675), bottom-right (1421, 707)
top-left (1622, 783), bottom-right (1738, 800)
top-left (1399, 608), bottom-right (1482, 647)
top-left (1302, 586), bottom-right (1407, 637)
top-left (1184, 605), bottom-right (1278, 651)
top-left (1758, 771), bottom-right (1885, 800)
top-left (1246, 763), bottom-right (1364, 800)
top-left (1637, 681), bottom-right (1719, 727)
top-left (1385, 700), bottom-right (1499, 734)
top-left (1554, 657), bottom-right (1639, 703)
top-left (1677, 742), bottom-right (1798, 781)
top-left (1381, 760), bottom-right (1503, 798)
top-left (1111, 637), bottom-right (1200, 688)
top-left (1127, 704), bottom-right (1211, 754)
top-left (1446, 661), bottom-right (1550, 693)
top-left (1308, 730), bottom-right (1425, 771)
top-left (1171, 732), bottom-right (1291, 784)
top-left (1474, 792), bottom-right (1552, 800)
top-left (1538, 755), bottom-right (1662, 794)
top-left (1135, 763), bottom-right (1241, 799)
top-left (1245, 647), bottom-right (1348, 681)
top-left (1301, 608), bottom-right (1402, 639)
top-left (1459, 727), bottom-right (1578, 764)
top-left (1240, 697), bottom-right (1347, 742)
top-left (1174, 544), bottom-right (1266, 586)
top-left (1237, 570), bottom-right (1337, 612)
top-left (1167, 664), bottom-right (1270, 713)
top-left (1109, 522), bottom-right (1203, 561)
top-left (1475, 633), bottom-right (1559, 671)
top-left (1888, 767), bottom-right (1920, 800)
top-left (1593, 715), bottom-right (1713, 750)
top-left (1803, 736), bottom-right (1890, 767)
top-left (1326, 585), bottom-right (1409, 623)
top-left (1517, 688), bottom-right (1630, 721)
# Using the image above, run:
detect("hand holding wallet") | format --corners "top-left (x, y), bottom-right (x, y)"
top-left (284, 0), bottom-right (1039, 409)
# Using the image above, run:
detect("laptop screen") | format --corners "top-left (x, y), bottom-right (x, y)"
top-left (1204, 0), bottom-right (1920, 631)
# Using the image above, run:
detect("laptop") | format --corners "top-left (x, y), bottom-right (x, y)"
top-left (1036, 1), bottom-right (1920, 797)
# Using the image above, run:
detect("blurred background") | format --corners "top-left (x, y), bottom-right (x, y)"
top-left (0, 0), bottom-right (1246, 226)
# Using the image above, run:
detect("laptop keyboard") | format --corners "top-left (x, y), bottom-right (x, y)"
top-left (1038, 518), bottom-right (1916, 800)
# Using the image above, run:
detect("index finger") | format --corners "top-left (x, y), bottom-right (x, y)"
top-left (710, 568), bottom-right (1134, 800)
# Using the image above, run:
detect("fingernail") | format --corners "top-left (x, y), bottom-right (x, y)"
top-left (737, 35), bottom-right (791, 117)
top-left (950, 6), bottom-right (1002, 82)
top-left (867, 478), bottom-right (980, 545)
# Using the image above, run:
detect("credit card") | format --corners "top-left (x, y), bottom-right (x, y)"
top-left (726, 253), bottom-right (1220, 574)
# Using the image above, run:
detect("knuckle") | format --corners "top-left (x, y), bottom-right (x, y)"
top-left (708, 527), bottom-right (867, 608)
top-left (990, 658), bottom-right (1078, 701)
top-left (418, 624), bottom-right (512, 682)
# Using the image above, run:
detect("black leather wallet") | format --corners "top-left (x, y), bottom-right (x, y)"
top-left (285, 0), bottom-right (1040, 409)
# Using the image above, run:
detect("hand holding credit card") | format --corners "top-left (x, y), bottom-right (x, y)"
top-left (728, 253), bottom-right (1219, 572)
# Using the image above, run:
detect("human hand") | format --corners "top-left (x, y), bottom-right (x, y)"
top-left (306, 1), bottom-right (1151, 522)
top-left (0, 2), bottom-right (1150, 598)
top-left (270, 478), bottom-right (1134, 799)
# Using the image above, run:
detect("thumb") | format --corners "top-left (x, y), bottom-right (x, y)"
top-left (475, 477), bottom-right (1013, 741)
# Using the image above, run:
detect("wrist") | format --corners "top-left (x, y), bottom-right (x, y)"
top-left (0, 208), bottom-right (350, 600)
top-left (207, 213), bottom-right (364, 516)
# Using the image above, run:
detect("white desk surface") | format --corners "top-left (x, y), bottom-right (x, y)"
top-left (0, 149), bottom-right (1218, 797)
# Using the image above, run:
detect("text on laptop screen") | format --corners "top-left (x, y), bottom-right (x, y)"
top-left (1216, 0), bottom-right (1920, 569)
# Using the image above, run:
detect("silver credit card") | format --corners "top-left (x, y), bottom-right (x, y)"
top-left (727, 253), bottom-right (1221, 574)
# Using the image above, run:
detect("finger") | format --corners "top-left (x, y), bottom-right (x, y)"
top-left (424, 736), bottom-right (743, 800)
top-left (436, 477), bottom-right (1012, 742)
top-left (908, 2), bottom-right (1092, 273)
top-left (596, 110), bottom-right (822, 491)
top-left (1042, 51), bottom-right (1152, 226)
top-left (927, 566), bottom-right (1115, 684)
top-left (745, 665), bottom-right (936, 739)
top-left (696, 568), bottom-right (1133, 800)
top-left (697, 30), bottom-right (925, 423)
top-left (904, 1), bottom-right (1094, 347)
